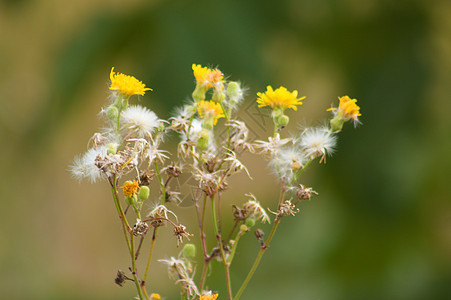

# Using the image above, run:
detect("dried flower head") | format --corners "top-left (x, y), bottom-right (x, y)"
top-left (132, 219), bottom-right (149, 236)
top-left (109, 67), bottom-right (151, 96)
top-left (277, 200), bottom-right (299, 219)
top-left (242, 194), bottom-right (271, 223)
top-left (296, 184), bottom-right (318, 200)
top-left (173, 224), bottom-right (192, 247)
top-left (147, 204), bottom-right (178, 227)
top-left (257, 85), bottom-right (305, 111)
top-left (255, 133), bottom-right (292, 157)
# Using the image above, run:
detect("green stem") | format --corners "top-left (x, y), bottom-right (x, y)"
top-left (219, 102), bottom-right (232, 149)
top-left (227, 227), bottom-right (245, 264)
top-left (211, 195), bottom-right (233, 300)
top-left (154, 161), bottom-right (166, 204)
top-left (198, 194), bottom-right (209, 291)
top-left (143, 227), bottom-right (158, 284)
top-left (130, 233), bottom-right (145, 300)
top-left (109, 177), bottom-right (131, 249)
top-left (234, 187), bottom-right (287, 300)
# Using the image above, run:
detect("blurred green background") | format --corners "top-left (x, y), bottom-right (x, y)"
top-left (1, 0), bottom-right (450, 299)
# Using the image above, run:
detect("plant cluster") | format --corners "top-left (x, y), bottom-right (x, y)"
top-left (71, 64), bottom-right (361, 300)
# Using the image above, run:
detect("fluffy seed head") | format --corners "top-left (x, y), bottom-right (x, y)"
top-left (299, 127), bottom-right (337, 161)
top-left (121, 105), bottom-right (159, 138)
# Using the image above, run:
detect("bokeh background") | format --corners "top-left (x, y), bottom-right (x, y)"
top-left (1, 0), bottom-right (450, 299)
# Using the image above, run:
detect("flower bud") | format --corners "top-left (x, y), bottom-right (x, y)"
top-left (138, 186), bottom-right (150, 200)
top-left (196, 129), bottom-right (209, 151)
top-left (227, 81), bottom-right (241, 99)
top-left (240, 224), bottom-right (249, 232)
top-left (277, 114), bottom-right (290, 128)
top-left (245, 217), bottom-right (256, 228)
top-left (105, 105), bottom-right (119, 121)
top-left (182, 243), bottom-right (196, 259)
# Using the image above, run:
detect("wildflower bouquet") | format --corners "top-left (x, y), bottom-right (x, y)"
top-left (71, 64), bottom-right (361, 300)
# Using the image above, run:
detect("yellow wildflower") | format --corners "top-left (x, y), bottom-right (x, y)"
top-left (200, 293), bottom-right (219, 300)
top-left (150, 293), bottom-right (161, 300)
top-left (328, 95), bottom-right (361, 121)
top-left (192, 64), bottom-right (224, 88)
top-left (120, 180), bottom-right (139, 197)
top-left (256, 85), bottom-right (305, 111)
top-left (197, 100), bottom-right (225, 125)
top-left (109, 67), bottom-right (152, 97)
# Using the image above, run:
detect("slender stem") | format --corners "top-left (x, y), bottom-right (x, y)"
top-left (227, 227), bottom-right (245, 264)
top-left (130, 232), bottom-right (145, 300)
top-left (211, 195), bottom-right (233, 300)
top-left (109, 177), bottom-right (131, 250)
top-left (154, 161), bottom-right (166, 204)
top-left (226, 219), bottom-right (241, 242)
top-left (234, 187), bottom-right (287, 300)
top-left (198, 193), bottom-right (210, 291)
top-left (143, 227), bottom-right (158, 283)
top-left (293, 158), bottom-right (314, 183)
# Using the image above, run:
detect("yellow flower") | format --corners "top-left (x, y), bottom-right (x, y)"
top-left (192, 64), bottom-right (224, 88)
top-left (256, 85), bottom-right (305, 111)
top-left (120, 180), bottom-right (139, 197)
top-left (109, 67), bottom-right (152, 97)
top-left (200, 293), bottom-right (219, 300)
top-left (197, 100), bottom-right (225, 125)
top-left (328, 95), bottom-right (361, 121)
top-left (150, 293), bottom-right (161, 300)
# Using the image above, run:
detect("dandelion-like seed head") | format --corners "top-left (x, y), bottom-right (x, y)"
top-left (121, 105), bottom-right (159, 138)
top-left (70, 146), bottom-right (108, 183)
top-left (197, 100), bottom-right (225, 125)
top-left (299, 127), bottom-right (337, 161)
top-left (109, 67), bottom-right (152, 97)
top-left (120, 180), bottom-right (139, 197)
top-left (256, 85), bottom-right (305, 111)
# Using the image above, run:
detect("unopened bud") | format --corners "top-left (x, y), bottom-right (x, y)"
top-left (240, 224), bottom-right (249, 232)
top-left (277, 114), bottom-right (290, 128)
top-left (227, 81), bottom-right (241, 99)
top-left (182, 243), bottom-right (196, 259)
top-left (245, 217), bottom-right (256, 228)
top-left (138, 186), bottom-right (150, 200)
top-left (196, 129), bottom-right (209, 151)
top-left (105, 105), bottom-right (119, 121)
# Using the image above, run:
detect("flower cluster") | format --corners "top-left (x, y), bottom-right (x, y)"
top-left (71, 65), bottom-right (361, 300)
